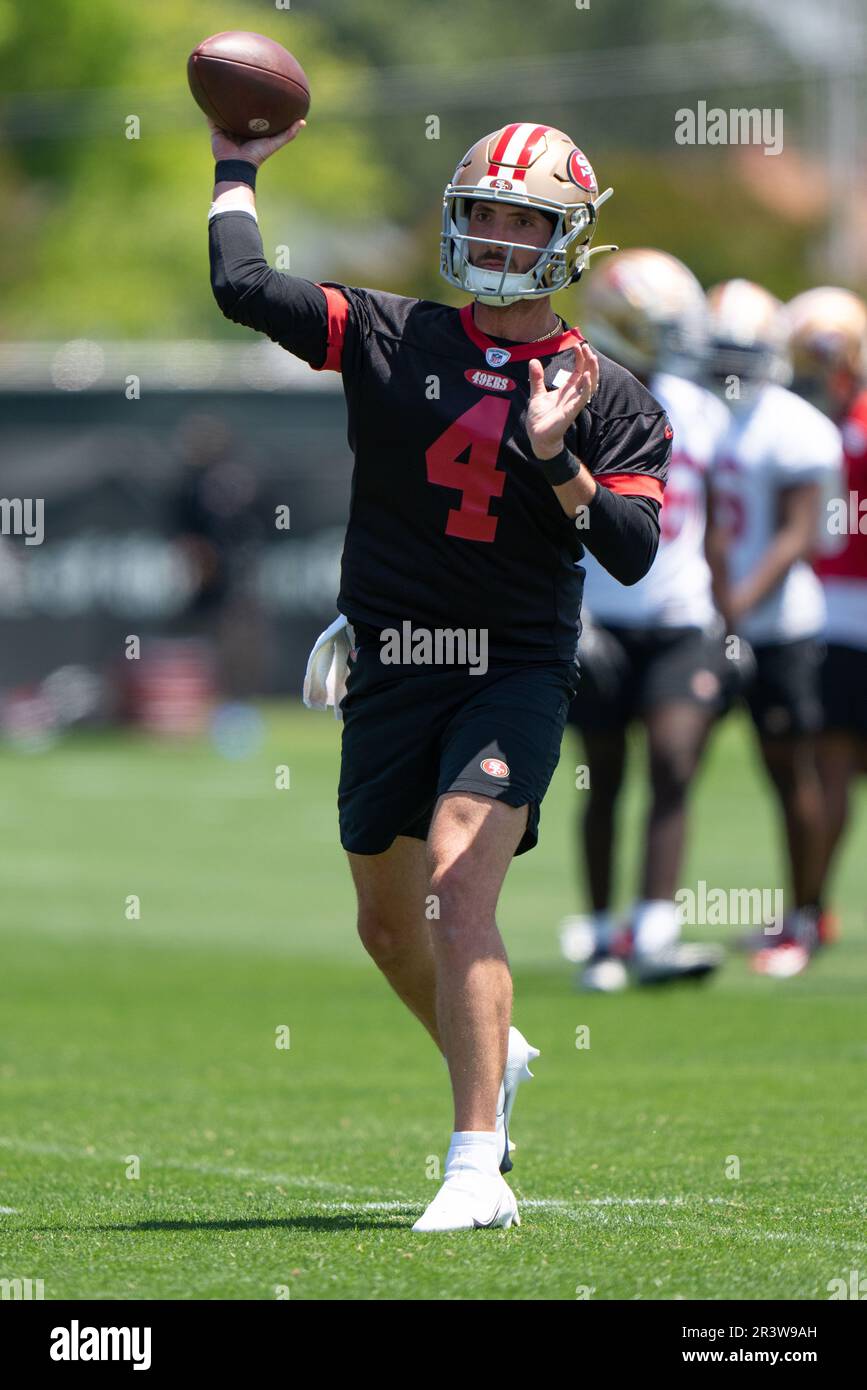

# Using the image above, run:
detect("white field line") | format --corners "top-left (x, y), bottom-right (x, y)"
top-left (0, 1140), bottom-right (729, 1205)
top-left (3, 1139), bottom-right (865, 1249)
top-left (0, 1136), bottom-right (379, 1197)
top-left (302, 1196), bottom-right (733, 1212)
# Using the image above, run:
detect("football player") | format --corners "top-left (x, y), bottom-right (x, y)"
top-left (207, 119), bottom-right (671, 1230)
top-left (705, 280), bottom-right (843, 977)
top-left (785, 287), bottom-right (867, 936)
top-left (561, 249), bottom-right (731, 990)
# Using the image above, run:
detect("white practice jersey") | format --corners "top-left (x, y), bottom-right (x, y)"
top-left (711, 383), bottom-right (843, 646)
top-left (581, 371), bottom-right (730, 629)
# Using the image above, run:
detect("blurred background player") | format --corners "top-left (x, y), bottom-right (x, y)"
top-left (170, 413), bottom-right (268, 699)
top-left (561, 249), bottom-right (731, 990)
top-left (785, 287), bottom-right (867, 939)
top-left (705, 280), bottom-right (844, 977)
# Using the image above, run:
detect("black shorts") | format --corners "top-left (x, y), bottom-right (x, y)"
top-left (744, 638), bottom-right (824, 739)
top-left (821, 643), bottom-right (867, 739)
top-left (566, 623), bottom-right (727, 733)
top-left (338, 627), bottom-right (579, 857)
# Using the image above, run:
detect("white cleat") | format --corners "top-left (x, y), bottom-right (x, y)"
top-left (497, 1025), bottom-right (540, 1174)
top-left (559, 914), bottom-right (596, 964)
top-left (412, 1172), bottom-right (520, 1233)
top-left (582, 953), bottom-right (629, 993)
top-left (633, 942), bottom-right (723, 985)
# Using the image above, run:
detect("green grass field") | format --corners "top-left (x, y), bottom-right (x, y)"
top-left (1, 706), bottom-right (865, 1300)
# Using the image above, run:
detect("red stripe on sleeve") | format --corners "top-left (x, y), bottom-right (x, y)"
top-left (314, 285), bottom-right (349, 372)
top-left (596, 472), bottom-right (665, 504)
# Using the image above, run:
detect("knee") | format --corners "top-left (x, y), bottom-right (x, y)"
top-left (427, 859), bottom-right (487, 944)
top-left (585, 754), bottom-right (625, 809)
top-left (356, 905), bottom-right (406, 965)
top-left (650, 749), bottom-right (695, 808)
top-left (761, 749), bottom-right (802, 802)
top-left (585, 779), bottom-right (622, 816)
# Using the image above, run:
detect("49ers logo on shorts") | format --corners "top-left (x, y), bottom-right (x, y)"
top-left (480, 757), bottom-right (510, 779)
top-left (566, 147), bottom-right (597, 195)
top-left (464, 368), bottom-right (516, 393)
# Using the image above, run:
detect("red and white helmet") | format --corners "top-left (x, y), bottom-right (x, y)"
top-left (440, 122), bottom-right (615, 306)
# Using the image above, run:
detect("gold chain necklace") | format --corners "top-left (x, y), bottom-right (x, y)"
top-left (535, 317), bottom-right (564, 342)
top-left (474, 308), bottom-right (564, 344)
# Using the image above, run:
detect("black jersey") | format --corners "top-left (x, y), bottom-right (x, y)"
top-left (210, 209), bottom-right (671, 662)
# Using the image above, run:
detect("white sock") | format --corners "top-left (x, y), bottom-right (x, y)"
top-left (592, 909), bottom-right (615, 952)
top-left (446, 1130), bottom-right (500, 1179)
top-left (632, 899), bottom-right (678, 957)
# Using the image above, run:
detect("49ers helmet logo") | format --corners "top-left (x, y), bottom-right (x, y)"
top-left (566, 147), bottom-right (597, 194)
top-left (480, 757), bottom-right (510, 779)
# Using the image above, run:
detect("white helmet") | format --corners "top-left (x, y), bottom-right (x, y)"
top-left (440, 122), bottom-right (615, 306)
top-left (580, 247), bottom-right (709, 377)
top-left (705, 279), bottom-right (791, 399)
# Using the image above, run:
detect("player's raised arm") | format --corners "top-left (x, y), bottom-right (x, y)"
top-left (207, 119), bottom-right (339, 368)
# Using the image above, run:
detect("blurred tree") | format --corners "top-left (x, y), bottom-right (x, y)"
top-left (0, 0), bottom-right (857, 339)
top-left (0, 0), bottom-right (390, 336)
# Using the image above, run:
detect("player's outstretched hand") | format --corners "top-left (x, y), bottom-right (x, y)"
top-left (527, 342), bottom-right (599, 460)
top-left (209, 117), bottom-right (306, 168)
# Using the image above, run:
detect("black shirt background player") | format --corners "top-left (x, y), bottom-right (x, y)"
top-left (209, 210), bottom-right (671, 662)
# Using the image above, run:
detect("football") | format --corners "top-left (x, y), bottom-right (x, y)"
top-left (187, 30), bottom-right (310, 140)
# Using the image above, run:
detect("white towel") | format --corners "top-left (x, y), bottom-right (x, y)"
top-left (302, 614), bottom-right (356, 719)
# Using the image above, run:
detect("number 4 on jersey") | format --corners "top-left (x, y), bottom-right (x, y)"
top-left (425, 395), bottom-right (511, 542)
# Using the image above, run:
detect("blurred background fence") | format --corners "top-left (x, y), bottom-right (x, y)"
top-left (0, 349), bottom-right (348, 737)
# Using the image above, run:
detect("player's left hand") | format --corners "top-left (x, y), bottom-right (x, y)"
top-left (526, 342), bottom-right (599, 460)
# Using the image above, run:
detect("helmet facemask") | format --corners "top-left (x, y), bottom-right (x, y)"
top-left (705, 342), bottom-right (792, 406)
top-left (705, 280), bottom-right (792, 407)
top-left (440, 189), bottom-right (600, 306)
top-left (587, 307), bottom-right (709, 380)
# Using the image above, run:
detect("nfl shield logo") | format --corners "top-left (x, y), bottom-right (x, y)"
top-left (485, 347), bottom-right (511, 368)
